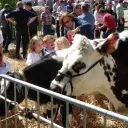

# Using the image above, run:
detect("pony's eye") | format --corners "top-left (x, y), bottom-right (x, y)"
top-left (66, 71), bottom-right (72, 77)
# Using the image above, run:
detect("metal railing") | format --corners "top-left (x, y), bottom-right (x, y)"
top-left (0, 74), bottom-right (128, 128)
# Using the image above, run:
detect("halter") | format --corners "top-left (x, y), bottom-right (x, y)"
top-left (57, 57), bottom-right (103, 95)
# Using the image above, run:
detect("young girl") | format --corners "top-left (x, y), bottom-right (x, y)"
top-left (54, 37), bottom-right (70, 51)
top-left (26, 36), bottom-right (44, 66)
top-left (43, 35), bottom-right (55, 55)
top-left (0, 53), bottom-right (11, 74)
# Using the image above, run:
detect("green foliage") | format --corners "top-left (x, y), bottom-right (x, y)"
top-left (0, 0), bottom-right (18, 10)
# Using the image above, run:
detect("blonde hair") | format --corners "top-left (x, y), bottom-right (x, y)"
top-left (43, 35), bottom-right (54, 44)
top-left (28, 36), bottom-right (43, 52)
top-left (54, 37), bottom-right (70, 49)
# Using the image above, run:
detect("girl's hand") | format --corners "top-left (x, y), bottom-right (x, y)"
top-left (67, 30), bottom-right (75, 35)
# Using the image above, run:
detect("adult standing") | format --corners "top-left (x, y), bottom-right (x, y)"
top-left (33, 0), bottom-right (38, 6)
top-left (60, 13), bottom-right (93, 40)
top-left (0, 4), bottom-right (12, 53)
top-left (78, 3), bottom-right (95, 38)
top-left (6, 1), bottom-right (36, 59)
top-left (24, 2), bottom-right (39, 38)
top-left (98, 9), bottom-right (116, 38)
top-left (116, 0), bottom-right (125, 32)
top-left (40, 5), bottom-right (53, 36)
top-left (94, 4), bottom-right (106, 38)
top-left (71, 3), bottom-right (82, 17)
top-left (46, 0), bottom-right (53, 12)
top-left (56, 0), bottom-right (67, 37)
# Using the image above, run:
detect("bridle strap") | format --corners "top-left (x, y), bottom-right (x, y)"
top-left (72, 57), bottom-right (103, 78)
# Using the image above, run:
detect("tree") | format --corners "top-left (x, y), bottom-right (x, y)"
top-left (0, 0), bottom-right (18, 10)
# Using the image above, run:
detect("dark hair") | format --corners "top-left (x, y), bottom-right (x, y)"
top-left (96, 4), bottom-right (103, 11)
top-left (60, 13), bottom-right (76, 26)
top-left (99, 8), bottom-right (106, 13)
top-left (24, 1), bottom-right (32, 7)
top-left (92, 3), bottom-right (98, 8)
top-left (73, 3), bottom-right (81, 10)
top-left (81, 3), bottom-right (90, 12)
top-left (119, 0), bottom-right (123, 3)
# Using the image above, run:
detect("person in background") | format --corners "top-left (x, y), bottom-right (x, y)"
top-left (71, 3), bottom-right (82, 17)
top-left (91, 3), bottom-right (98, 14)
top-left (78, 3), bottom-right (95, 34)
top-left (46, 0), bottom-right (53, 12)
top-left (0, 4), bottom-right (12, 53)
top-left (38, 0), bottom-right (46, 6)
top-left (33, 0), bottom-right (38, 6)
top-left (26, 36), bottom-right (44, 66)
top-left (40, 5), bottom-right (53, 36)
top-left (54, 36), bottom-right (70, 51)
top-left (24, 2), bottom-right (39, 39)
top-left (66, 0), bottom-right (73, 13)
top-left (56, 0), bottom-right (67, 37)
top-left (60, 13), bottom-right (93, 40)
top-left (94, 4), bottom-right (106, 38)
top-left (106, 3), bottom-right (117, 25)
top-left (53, 0), bottom-right (59, 18)
top-left (43, 35), bottom-right (55, 55)
top-left (0, 53), bottom-right (11, 74)
top-left (6, 1), bottom-right (36, 59)
top-left (116, 0), bottom-right (125, 32)
top-left (0, 30), bottom-right (4, 53)
top-left (97, 9), bottom-right (116, 38)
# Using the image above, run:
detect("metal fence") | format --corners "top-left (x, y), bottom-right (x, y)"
top-left (0, 74), bottom-right (128, 128)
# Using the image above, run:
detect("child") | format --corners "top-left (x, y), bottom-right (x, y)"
top-left (0, 53), bottom-right (11, 74)
top-left (43, 35), bottom-right (55, 55)
top-left (54, 37), bottom-right (70, 51)
top-left (26, 36), bottom-right (44, 66)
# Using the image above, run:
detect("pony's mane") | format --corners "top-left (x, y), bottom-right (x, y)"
top-left (71, 34), bottom-right (89, 53)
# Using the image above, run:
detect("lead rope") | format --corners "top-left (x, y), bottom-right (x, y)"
top-left (53, 79), bottom-right (73, 122)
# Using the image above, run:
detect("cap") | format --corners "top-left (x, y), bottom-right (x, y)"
top-left (4, 4), bottom-right (11, 9)
top-left (24, 1), bottom-right (32, 6)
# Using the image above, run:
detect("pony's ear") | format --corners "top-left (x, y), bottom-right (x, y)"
top-left (96, 32), bottom-right (119, 54)
top-left (105, 32), bottom-right (119, 53)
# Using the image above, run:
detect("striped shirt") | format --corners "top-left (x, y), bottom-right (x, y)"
top-left (40, 12), bottom-right (52, 25)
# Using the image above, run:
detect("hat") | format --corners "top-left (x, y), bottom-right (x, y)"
top-left (24, 1), bottom-right (32, 6)
top-left (4, 4), bottom-right (11, 9)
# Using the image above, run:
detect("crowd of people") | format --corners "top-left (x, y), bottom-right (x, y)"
top-left (0, 0), bottom-right (125, 74)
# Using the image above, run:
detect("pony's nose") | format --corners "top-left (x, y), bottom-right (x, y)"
top-left (50, 80), bottom-right (58, 90)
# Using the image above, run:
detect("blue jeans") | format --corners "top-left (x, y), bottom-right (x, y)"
top-left (43, 24), bottom-right (51, 36)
